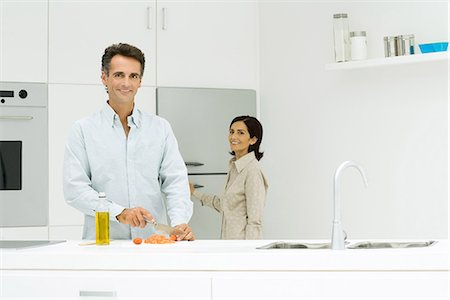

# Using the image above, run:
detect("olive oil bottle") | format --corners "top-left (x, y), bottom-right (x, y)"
top-left (95, 192), bottom-right (110, 245)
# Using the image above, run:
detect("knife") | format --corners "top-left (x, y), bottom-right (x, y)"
top-left (144, 218), bottom-right (185, 236)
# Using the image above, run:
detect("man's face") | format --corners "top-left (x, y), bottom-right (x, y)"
top-left (102, 55), bottom-right (142, 106)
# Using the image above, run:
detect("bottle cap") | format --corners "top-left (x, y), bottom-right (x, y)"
top-left (350, 31), bottom-right (366, 37)
top-left (399, 34), bottom-right (415, 39)
top-left (333, 13), bottom-right (348, 18)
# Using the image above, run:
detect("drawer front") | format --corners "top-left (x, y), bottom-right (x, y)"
top-left (3, 270), bottom-right (211, 299)
top-left (212, 271), bottom-right (449, 299)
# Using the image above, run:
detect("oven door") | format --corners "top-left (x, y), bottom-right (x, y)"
top-left (0, 106), bottom-right (48, 227)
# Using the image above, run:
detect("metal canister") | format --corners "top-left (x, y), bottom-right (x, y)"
top-left (397, 34), bottom-right (415, 55)
top-left (383, 36), bottom-right (398, 57)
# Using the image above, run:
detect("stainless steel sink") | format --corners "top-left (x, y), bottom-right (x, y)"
top-left (347, 240), bottom-right (437, 249)
top-left (257, 242), bottom-right (331, 249)
top-left (257, 240), bottom-right (437, 250)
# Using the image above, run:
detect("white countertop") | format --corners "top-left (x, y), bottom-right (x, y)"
top-left (2, 239), bottom-right (448, 272)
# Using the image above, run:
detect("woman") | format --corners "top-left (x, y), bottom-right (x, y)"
top-left (190, 116), bottom-right (268, 239)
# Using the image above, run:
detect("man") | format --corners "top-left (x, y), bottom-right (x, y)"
top-left (63, 43), bottom-right (194, 241)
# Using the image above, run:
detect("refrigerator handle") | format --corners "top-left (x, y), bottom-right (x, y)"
top-left (185, 161), bottom-right (204, 167)
top-left (162, 7), bottom-right (168, 30)
top-left (193, 184), bottom-right (204, 189)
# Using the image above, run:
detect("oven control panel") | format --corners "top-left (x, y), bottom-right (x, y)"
top-left (0, 82), bottom-right (47, 107)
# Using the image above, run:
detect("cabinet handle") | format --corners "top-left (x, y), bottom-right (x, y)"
top-left (185, 161), bottom-right (204, 167)
top-left (79, 290), bottom-right (117, 298)
top-left (162, 7), bottom-right (167, 30)
top-left (193, 184), bottom-right (204, 189)
top-left (0, 116), bottom-right (33, 120)
top-left (146, 6), bottom-right (152, 30)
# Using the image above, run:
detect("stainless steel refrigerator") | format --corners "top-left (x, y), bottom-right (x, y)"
top-left (156, 87), bottom-right (256, 239)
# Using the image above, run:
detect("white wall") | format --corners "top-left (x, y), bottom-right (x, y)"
top-left (259, 0), bottom-right (448, 239)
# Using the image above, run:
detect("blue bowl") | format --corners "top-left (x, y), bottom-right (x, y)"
top-left (418, 42), bottom-right (448, 53)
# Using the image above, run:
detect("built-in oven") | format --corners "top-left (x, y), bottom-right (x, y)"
top-left (0, 82), bottom-right (48, 227)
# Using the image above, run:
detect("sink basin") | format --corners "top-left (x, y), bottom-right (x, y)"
top-left (347, 240), bottom-right (437, 249)
top-left (257, 242), bottom-right (331, 249)
top-left (257, 240), bottom-right (437, 250)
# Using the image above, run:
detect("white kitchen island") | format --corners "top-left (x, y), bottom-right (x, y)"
top-left (1, 239), bottom-right (449, 299)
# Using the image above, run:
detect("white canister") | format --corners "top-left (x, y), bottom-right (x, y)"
top-left (350, 31), bottom-right (367, 60)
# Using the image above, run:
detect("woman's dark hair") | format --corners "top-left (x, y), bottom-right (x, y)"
top-left (230, 116), bottom-right (264, 161)
top-left (101, 43), bottom-right (145, 77)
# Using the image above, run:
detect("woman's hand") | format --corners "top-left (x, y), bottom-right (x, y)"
top-left (189, 183), bottom-right (195, 195)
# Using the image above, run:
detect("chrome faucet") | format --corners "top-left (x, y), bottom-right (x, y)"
top-left (332, 160), bottom-right (368, 250)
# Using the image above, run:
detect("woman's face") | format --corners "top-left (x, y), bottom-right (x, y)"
top-left (229, 121), bottom-right (257, 158)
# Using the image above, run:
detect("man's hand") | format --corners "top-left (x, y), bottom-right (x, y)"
top-left (174, 223), bottom-right (195, 241)
top-left (116, 207), bottom-right (153, 228)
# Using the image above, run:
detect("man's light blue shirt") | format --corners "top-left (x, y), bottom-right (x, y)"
top-left (63, 103), bottom-right (192, 240)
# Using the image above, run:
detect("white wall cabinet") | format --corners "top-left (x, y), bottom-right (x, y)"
top-left (48, 0), bottom-right (257, 89)
top-left (156, 0), bottom-right (258, 89)
top-left (48, 0), bottom-right (157, 86)
top-left (0, 0), bottom-right (47, 83)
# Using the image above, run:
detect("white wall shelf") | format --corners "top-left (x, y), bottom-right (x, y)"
top-left (325, 51), bottom-right (448, 70)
